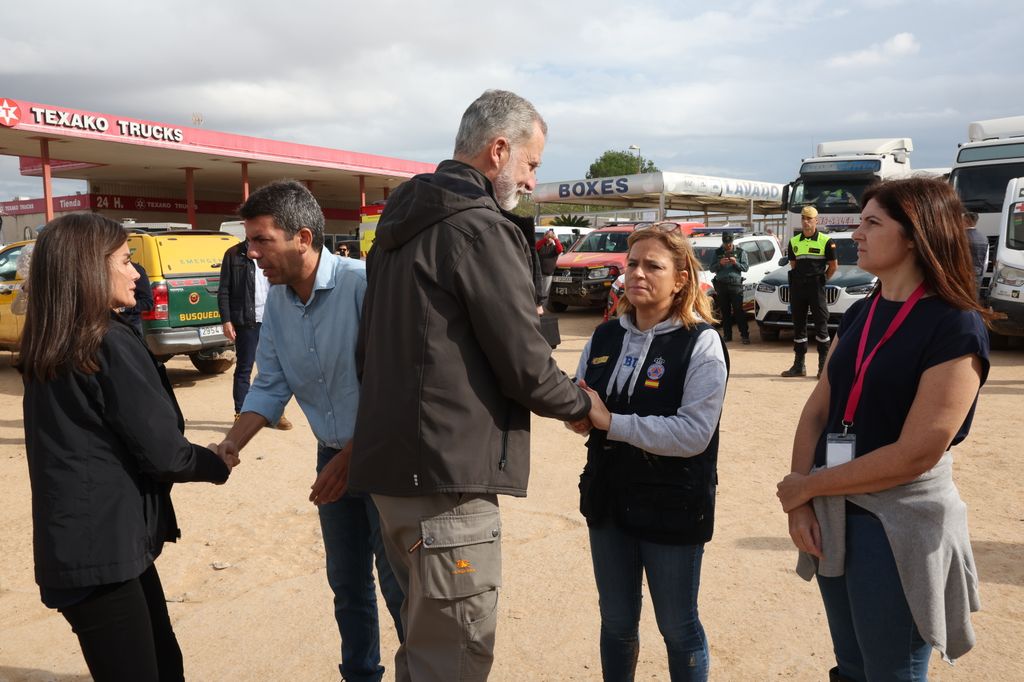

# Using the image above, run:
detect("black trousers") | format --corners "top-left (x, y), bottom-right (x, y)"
top-left (789, 275), bottom-right (829, 348)
top-left (715, 283), bottom-right (748, 339)
top-left (59, 563), bottom-right (184, 682)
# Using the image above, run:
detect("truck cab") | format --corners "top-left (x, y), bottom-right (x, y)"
top-left (785, 138), bottom-right (914, 234)
top-left (949, 116), bottom-right (1024, 295)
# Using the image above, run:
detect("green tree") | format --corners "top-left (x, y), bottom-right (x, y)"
top-left (586, 149), bottom-right (659, 178)
top-left (551, 214), bottom-right (590, 227)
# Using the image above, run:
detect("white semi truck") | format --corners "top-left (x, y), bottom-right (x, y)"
top-left (783, 138), bottom-right (915, 234)
top-left (987, 176), bottom-right (1024, 347)
top-left (949, 116), bottom-right (1024, 240)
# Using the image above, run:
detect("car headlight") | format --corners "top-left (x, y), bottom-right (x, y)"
top-left (756, 282), bottom-right (776, 293)
top-left (588, 267), bottom-right (615, 280)
top-left (995, 264), bottom-right (1024, 287)
top-left (845, 283), bottom-right (876, 296)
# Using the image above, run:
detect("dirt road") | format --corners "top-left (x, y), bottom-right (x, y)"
top-left (1, 311), bottom-right (1021, 680)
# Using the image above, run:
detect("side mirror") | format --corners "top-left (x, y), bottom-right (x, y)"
top-left (778, 257), bottom-right (789, 266)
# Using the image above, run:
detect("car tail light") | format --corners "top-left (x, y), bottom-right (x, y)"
top-left (143, 283), bottom-right (169, 321)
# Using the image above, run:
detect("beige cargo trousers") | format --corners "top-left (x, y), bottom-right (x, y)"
top-left (372, 492), bottom-right (503, 682)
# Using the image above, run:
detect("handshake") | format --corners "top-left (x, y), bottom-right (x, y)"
top-left (566, 379), bottom-right (609, 436)
top-left (206, 419), bottom-right (352, 507)
top-left (208, 439), bottom-right (241, 472)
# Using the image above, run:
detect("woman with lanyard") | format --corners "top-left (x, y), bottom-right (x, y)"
top-left (571, 223), bottom-right (728, 681)
top-left (776, 178), bottom-right (991, 681)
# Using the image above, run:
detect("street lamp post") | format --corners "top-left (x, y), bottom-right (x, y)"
top-left (628, 144), bottom-right (642, 174)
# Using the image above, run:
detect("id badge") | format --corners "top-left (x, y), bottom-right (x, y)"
top-left (825, 433), bottom-right (856, 468)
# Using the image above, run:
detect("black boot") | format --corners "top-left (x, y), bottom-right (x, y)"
top-left (816, 339), bottom-right (830, 379)
top-left (829, 666), bottom-right (857, 682)
top-left (781, 354), bottom-right (806, 377)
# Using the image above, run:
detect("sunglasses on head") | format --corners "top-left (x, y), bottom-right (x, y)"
top-left (633, 222), bottom-right (681, 233)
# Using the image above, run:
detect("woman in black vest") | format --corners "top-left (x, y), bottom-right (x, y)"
top-left (573, 224), bottom-right (728, 681)
top-left (19, 214), bottom-right (238, 681)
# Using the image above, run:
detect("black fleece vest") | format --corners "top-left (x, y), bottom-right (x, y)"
top-left (579, 319), bottom-right (726, 545)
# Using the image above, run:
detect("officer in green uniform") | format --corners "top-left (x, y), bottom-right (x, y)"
top-left (781, 206), bottom-right (837, 378)
top-left (710, 232), bottom-right (750, 343)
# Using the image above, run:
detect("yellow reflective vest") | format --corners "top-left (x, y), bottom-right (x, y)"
top-left (789, 232), bottom-right (831, 260)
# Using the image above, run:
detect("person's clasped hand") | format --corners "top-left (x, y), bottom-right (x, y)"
top-left (309, 442), bottom-right (352, 505)
top-left (577, 379), bottom-right (611, 431)
top-left (210, 440), bottom-right (240, 480)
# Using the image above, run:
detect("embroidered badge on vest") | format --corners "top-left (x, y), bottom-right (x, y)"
top-left (644, 357), bottom-right (666, 388)
top-left (592, 355), bottom-right (609, 365)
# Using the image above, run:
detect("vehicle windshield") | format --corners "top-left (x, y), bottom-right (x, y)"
top-left (832, 238), bottom-right (859, 265)
top-left (950, 163), bottom-right (1024, 213)
top-left (789, 179), bottom-right (873, 214)
top-left (1008, 204), bottom-right (1024, 250)
top-left (691, 246), bottom-right (719, 270)
top-left (572, 231), bottom-right (630, 253)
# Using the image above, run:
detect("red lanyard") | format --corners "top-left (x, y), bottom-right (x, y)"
top-left (841, 282), bottom-right (927, 433)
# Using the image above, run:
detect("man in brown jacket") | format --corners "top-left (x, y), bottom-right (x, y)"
top-left (351, 90), bottom-right (591, 681)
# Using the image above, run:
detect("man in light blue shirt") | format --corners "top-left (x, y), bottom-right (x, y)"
top-left (218, 180), bottom-right (402, 682)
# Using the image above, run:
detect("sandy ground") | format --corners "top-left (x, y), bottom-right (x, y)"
top-left (1, 310), bottom-right (1022, 681)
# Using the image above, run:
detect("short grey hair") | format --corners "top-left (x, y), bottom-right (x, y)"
top-left (453, 90), bottom-right (547, 158)
top-left (238, 180), bottom-right (325, 251)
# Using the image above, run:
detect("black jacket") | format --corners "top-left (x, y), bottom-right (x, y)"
top-left (352, 160), bottom-right (590, 497)
top-left (23, 318), bottom-right (229, 590)
top-left (217, 240), bottom-right (257, 328)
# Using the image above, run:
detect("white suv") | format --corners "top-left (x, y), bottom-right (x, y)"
top-left (753, 231), bottom-right (877, 341)
top-left (690, 232), bottom-right (784, 313)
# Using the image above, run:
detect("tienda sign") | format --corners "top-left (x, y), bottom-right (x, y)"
top-left (0, 192), bottom-right (360, 221)
top-left (0, 96), bottom-right (185, 143)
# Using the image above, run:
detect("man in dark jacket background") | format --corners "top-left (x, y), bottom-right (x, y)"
top-left (351, 90), bottom-right (592, 681)
top-left (217, 240), bottom-right (291, 428)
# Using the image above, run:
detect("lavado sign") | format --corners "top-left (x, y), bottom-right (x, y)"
top-left (0, 97), bottom-right (185, 142)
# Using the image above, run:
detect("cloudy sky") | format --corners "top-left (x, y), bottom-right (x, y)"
top-left (2, 0), bottom-right (1022, 200)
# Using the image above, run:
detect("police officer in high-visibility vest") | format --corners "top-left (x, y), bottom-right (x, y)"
top-left (781, 206), bottom-right (837, 378)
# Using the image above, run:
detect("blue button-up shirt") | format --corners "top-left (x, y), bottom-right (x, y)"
top-left (242, 251), bottom-right (365, 449)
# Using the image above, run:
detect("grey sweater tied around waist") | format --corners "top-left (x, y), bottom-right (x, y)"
top-left (796, 451), bottom-right (980, 663)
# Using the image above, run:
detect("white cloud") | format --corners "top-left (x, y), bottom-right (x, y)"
top-left (827, 32), bottom-right (921, 68)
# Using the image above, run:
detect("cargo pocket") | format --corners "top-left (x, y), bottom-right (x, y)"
top-left (419, 509), bottom-right (502, 600)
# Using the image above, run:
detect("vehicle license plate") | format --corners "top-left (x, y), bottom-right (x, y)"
top-left (552, 276), bottom-right (573, 283)
top-left (555, 287), bottom-right (569, 296)
top-left (199, 324), bottom-right (222, 338)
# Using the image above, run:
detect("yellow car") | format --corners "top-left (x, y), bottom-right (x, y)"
top-left (0, 240), bottom-right (33, 352)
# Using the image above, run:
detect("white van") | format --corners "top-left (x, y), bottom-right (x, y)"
top-left (987, 177), bottom-right (1024, 347)
top-left (535, 225), bottom-right (594, 251)
top-left (219, 220), bottom-right (246, 241)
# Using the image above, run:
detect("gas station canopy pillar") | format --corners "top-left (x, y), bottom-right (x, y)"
top-left (37, 137), bottom-right (54, 222)
top-left (239, 161), bottom-right (250, 200)
top-left (183, 167), bottom-right (198, 227)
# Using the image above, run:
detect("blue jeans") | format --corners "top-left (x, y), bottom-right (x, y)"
top-left (317, 445), bottom-right (405, 682)
top-left (817, 510), bottom-right (932, 682)
top-left (232, 324), bottom-right (260, 413)
top-left (589, 523), bottom-right (708, 681)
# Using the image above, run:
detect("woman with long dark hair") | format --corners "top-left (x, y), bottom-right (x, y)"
top-left (20, 214), bottom-right (237, 681)
top-left (573, 224), bottom-right (728, 681)
top-left (777, 178), bottom-right (991, 681)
